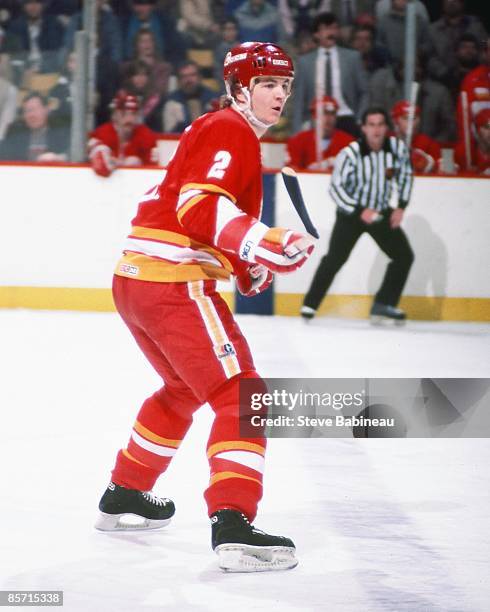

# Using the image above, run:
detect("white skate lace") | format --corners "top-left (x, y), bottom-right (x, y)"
top-left (142, 491), bottom-right (165, 506)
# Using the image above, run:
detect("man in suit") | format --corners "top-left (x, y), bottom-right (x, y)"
top-left (292, 12), bottom-right (368, 136)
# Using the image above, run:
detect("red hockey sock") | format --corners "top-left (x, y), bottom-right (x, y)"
top-left (204, 371), bottom-right (267, 522)
top-left (111, 385), bottom-right (200, 490)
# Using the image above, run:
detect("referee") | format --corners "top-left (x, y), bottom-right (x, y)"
top-left (301, 106), bottom-right (414, 322)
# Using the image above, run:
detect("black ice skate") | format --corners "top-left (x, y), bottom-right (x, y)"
top-left (95, 482), bottom-right (175, 532)
top-left (370, 302), bottom-right (406, 326)
top-left (211, 509), bottom-right (298, 572)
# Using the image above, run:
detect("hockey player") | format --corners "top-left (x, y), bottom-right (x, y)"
top-left (95, 42), bottom-right (315, 572)
top-left (455, 107), bottom-right (490, 174)
top-left (391, 100), bottom-right (442, 174)
top-left (286, 95), bottom-right (355, 170)
top-left (87, 92), bottom-right (158, 177)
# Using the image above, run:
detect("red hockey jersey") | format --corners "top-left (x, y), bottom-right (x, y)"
top-left (457, 66), bottom-right (490, 150)
top-left (410, 133), bottom-right (441, 173)
top-left (115, 108), bottom-right (263, 283)
top-left (286, 128), bottom-right (354, 170)
top-left (88, 122), bottom-right (158, 165)
top-left (454, 140), bottom-right (490, 174)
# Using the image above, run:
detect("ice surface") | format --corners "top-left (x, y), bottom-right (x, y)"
top-left (0, 311), bottom-right (489, 611)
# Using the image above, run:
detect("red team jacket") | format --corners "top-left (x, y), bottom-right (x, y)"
top-left (454, 140), bottom-right (490, 174)
top-left (88, 122), bottom-right (158, 164)
top-left (457, 66), bottom-right (490, 148)
top-left (286, 128), bottom-right (354, 170)
top-left (410, 133), bottom-right (441, 173)
top-left (115, 108), bottom-right (262, 284)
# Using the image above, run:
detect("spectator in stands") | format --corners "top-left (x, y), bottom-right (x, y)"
top-left (123, 29), bottom-right (171, 98)
top-left (428, 0), bottom-right (487, 86)
top-left (45, 1), bottom-right (81, 14)
top-left (376, 0), bottom-right (432, 64)
top-left (292, 12), bottom-right (368, 136)
top-left (439, 33), bottom-right (480, 105)
top-left (0, 72), bottom-right (17, 139)
top-left (122, 0), bottom-right (186, 65)
top-left (350, 24), bottom-right (389, 80)
top-left (369, 57), bottom-right (456, 142)
top-left (0, 23), bottom-right (23, 84)
top-left (286, 95), bottom-right (354, 170)
top-left (213, 17), bottom-right (239, 90)
top-left (295, 28), bottom-right (317, 56)
top-left (235, 0), bottom-right (278, 44)
top-left (87, 91), bottom-right (158, 177)
top-left (277, 0), bottom-right (331, 41)
top-left (457, 37), bottom-right (490, 151)
top-left (6, 0), bottom-right (64, 72)
top-left (63, 0), bottom-right (123, 64)
top-left (48, 50), bottom-right (75, 127)
top-left (0, 91), bottom-right (69, 160)
top-left (375, 0), bottom-right (429, 23)
top-left (391, 100), bottom-right (442, 173)
top-left (328, 0), bottom-right (376, 43)
top-left (455, 107), bottom-right (490, 174)
top-left (178, 0), bottom-right (220, 48)
top-left (122, 60), bottom-right (164, 131)
top-left (162, 61), bottom-right (216, 133)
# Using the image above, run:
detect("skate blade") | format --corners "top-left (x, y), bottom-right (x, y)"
top-left (94, 511), bottom-right (171, 532)
top-left (215, 543), bottom-right (298, 573)
top-left (370, 315), bottom-right (406, 327)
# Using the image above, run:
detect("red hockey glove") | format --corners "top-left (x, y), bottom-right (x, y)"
top-left (236, 264), bottom-right (273, 296)
top-left (89, 144), bottom-right (116, 177)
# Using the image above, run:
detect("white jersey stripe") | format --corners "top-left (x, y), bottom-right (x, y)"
top-left (214, 450), bottom-right (265, 473)
top-left (124, 238), bottom-right (223, 267)
top-left (131, 430), bottom-right (177, 457)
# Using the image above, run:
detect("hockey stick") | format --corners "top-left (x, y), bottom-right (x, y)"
top-left (281, 166), bottom-right (320, 239)
top-left (461, 91), bottom-right (473, 170)
top-left (405, 81), bottom-right (419, 151)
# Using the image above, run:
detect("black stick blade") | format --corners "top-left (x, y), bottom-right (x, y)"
top-left (281, 167), bottom-right (320, 239)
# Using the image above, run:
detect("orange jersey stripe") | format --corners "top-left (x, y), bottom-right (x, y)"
top-left (180, 182), bottom-right (237, 203)
top-left (209, 471), bottom-right (262, 487)
top-left (133, 421), bottom-right (181, 448)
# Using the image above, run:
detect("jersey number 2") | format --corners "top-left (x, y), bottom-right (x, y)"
top-left (207, 150), bottom-right (231, 179)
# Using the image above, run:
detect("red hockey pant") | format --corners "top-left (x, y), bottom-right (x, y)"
top-left (110, 275), bottom-right (266, 521)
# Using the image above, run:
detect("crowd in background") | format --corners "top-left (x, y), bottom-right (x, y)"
top-left (0, 0), bottom-right (488, 174)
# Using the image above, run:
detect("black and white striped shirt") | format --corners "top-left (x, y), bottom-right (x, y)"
top-left (329, 136), bottom-right (413, 214)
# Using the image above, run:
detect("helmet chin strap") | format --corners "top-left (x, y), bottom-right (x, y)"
top-left (225, 81), bottom-right (273, 130)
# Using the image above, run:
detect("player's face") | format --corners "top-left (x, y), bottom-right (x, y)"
top-left (23, 97), bottom-right (49, 130)
top-left (362, 113), bottom-right (388, 149)
top-left (320, 111), bottom-right (336, 138)
top-left (396, 115), bottom-right (419, 137)
top-left (115, 109), bottom-right (138, 135)
top-left (478, 123), bottom-right (490, 148)
top-left (250, 77), bottom-right (291, 125)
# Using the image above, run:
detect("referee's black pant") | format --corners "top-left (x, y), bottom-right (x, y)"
top-left (303, 209), bottom-right (414, 311)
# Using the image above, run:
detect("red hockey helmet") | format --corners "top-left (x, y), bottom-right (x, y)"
top-left (391, 100), bottom-right (421, 121)
top-left (223, 42), bottom-right (294, 91)
top-left (310, 95), bottom-right (339, 117)
top-left (110, 91), bottom-right (140, 112)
